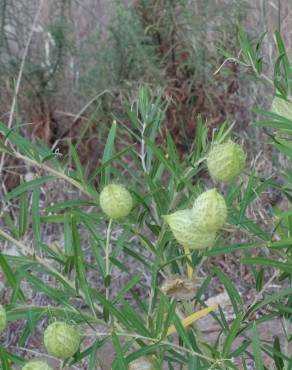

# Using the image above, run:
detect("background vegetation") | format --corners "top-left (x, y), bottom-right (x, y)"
top-left (0, 0), bottom-right (292, 369)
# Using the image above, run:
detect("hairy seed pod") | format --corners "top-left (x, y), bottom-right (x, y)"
top-left (44, 321), bottom-right (80, 359)
top-left (192, 189), bottom-right (227, 232)
top-left (22, 361), bottom-right (53, 370)
top-left (271, 96), bottom-right (292, 119)
top-left (161, 274), bottom-right (196, 299)
top-left (0, 305), bottom-right (6, 333)
top-left (164, 209), bottom-right (216, 250)
top-left (129, 357), bottom-right (153, 370)
top-left (99, 184), bottom-right (133, 219)
top-left (206, 141), bottom-right (246, 182)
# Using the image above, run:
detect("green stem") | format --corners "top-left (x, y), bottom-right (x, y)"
top-left (147, 193), bottom-right (178, 324)
top-left (85, 330), bottom-right (215, 362)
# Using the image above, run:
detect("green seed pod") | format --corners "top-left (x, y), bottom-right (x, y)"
top-left (22, 361), bottom-right (53, 370)
top-left (0, 305), bottom-right (7, 333)
top-left (192, 189), bottom-right (227, 232)
top-left (164, 209), bottom-right (216, 250)
top-left (129, 357), bottom-right (153, 370)
top-left (271, 96), bottom-right (292, 119)
top-left (99, 184), bottom-right (133, 219)
top-left (206, 141), bottom-right (246, 182)
top-left (44, 321), bottom-right (80, 359)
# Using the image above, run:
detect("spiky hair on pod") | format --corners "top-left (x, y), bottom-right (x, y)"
top-left (164, 209), bottom-right (216, 250)
top-left (192, 189), bottom-right (227, 232)
top-left (44, 321), bottom-right (80, 360)
top-left (0, 305), bottom-right (6, 333)
top-left (271, 96), bottom-right (292, 120)
top-left (206, 141), bottom-right (246, 183)
top-left (22, 361), bottom-right (53, 370)
top-left (99, 183), bottom-right (133, 219)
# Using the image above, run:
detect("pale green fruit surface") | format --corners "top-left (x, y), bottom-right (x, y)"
top-left (22, 361), bottom-right (53, 370)
top-left (44, 321), bottom-right (80, 359)
top-left (206, 141), bottom-right (246, 182)
top-left (271, 96), bottom-right (292, 119)
top-left (129, 357), bottom-right (153, 370)
top-left (0, 305), bottom-right (6, 333)
top-left (192, 189), bottom-right (227, 232)
top-left (164, 209), bottom-right (216, 250)
top-left (100, 184), bottom-right (133, 219)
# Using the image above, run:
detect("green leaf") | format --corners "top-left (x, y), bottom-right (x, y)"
top-left (0, 252), bottom-right (25, 302)
top-left (239, 175), bottom-right (272, 222)
top-left (245, 287), bottom-right (292, 317)
top-left (71, 216), bottom-right (96, 316)
top-left (112, 274), bottom-right (141, 304)
top-left (204, 242), bottom-right (262, 257)
top-left (255, 269), bottom-right (265, 292)
top-left (242, 257), bottom-right (292, 274)
top-left (32, 187), bottom-right (42, 253)
top-left (4, 176), bottom-right (55, 201)
top-left (68, 142), bottom-right (85, 183)
top-left (7, 305), bottom-right (94, 324)
top-left (275, 32), bottom-right (292, 95)
top-left (18, 192), bottom-right (29, 237)
top-left (88, 338), bottom-right (109, 370)
top-left (212, 267), bottom-right (242, 314)
top-left (111, 331), bottom-right (128, 370)
top-left (101, 121), bottom-right (117, 185)
top-left (0, 346), bottom-right (13, 370)
top-left (251, 323), bottom-right (264, 370)
top-left (273, 336), bottom-right (284, 370)
top-left (64, 213), bottom-right (74, 257)
top-left (20, 269), bottom-right (72, 307)
top-left (18, 308), bottom-right (42, 346)
top-left (46, 199), bottom-right (96, 212)
top-left (144, 138), bottom-right (180, 183)
top-left (0, 122), bottom-right (57, 163)
top-left (222, 314), bottom-right (242, 358)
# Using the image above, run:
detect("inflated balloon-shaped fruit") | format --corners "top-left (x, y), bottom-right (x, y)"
top-left (206, 141), bottom-right (246, 182)
top-left (129, 357), bottom-right (153, 370)
top-left (271, 96), bottom-right (292, 120)
top-left (164, 209), bottom-right (216, 250)
top-left (192, 189), bottom-right (227, 232)
top-left (0, 305), bottom-right (6, 333)
top-left (22, 361), bottom-right (53, 370)
top-left (99, 184), bottom-right (133, 219)
top-left (44, 321), bottom-right (80, 359)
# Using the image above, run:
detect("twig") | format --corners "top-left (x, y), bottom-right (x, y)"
top-left (0, 0), bottom-right (45, 176)
top-left (250, 270), bottom-right (280, 307)
top-left (73, 90), bottom-right (113, 124)
top-left (7, 150), bottom-right (95, 199)
top-left (84, 331), bottom-right (214, 362)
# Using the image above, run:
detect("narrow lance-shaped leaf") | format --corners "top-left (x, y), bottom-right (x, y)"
top-left (32, 187), bottom-right (42, 254)
top-left (101, 121), bottom-right (117, 185)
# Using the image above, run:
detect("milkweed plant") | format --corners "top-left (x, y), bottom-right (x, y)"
top-left (0, 29), bottom-right (292, 370)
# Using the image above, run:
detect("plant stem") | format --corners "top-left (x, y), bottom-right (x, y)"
top-left (10, 151), bottom-right (95, 199)
top-left (85, 330), bottom-right (214, 362)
